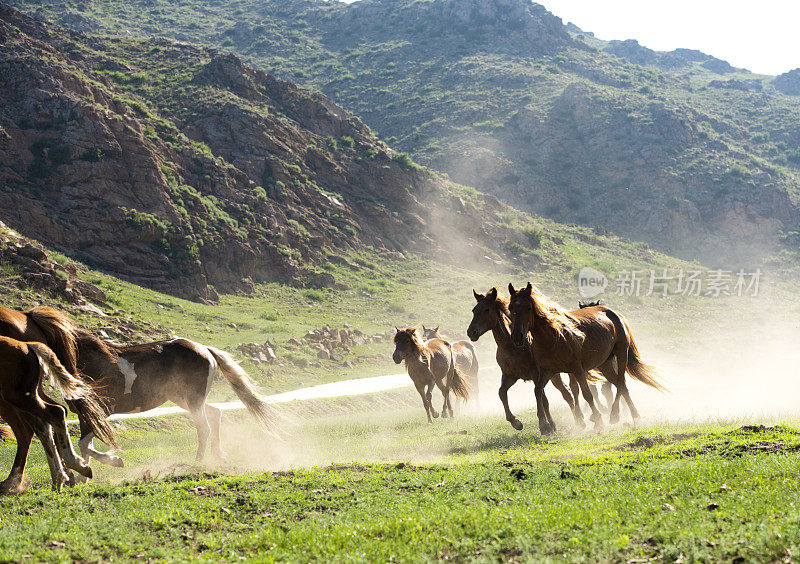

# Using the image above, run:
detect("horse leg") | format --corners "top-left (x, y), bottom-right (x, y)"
top-left (205, 404), bottom-right (227, 460)
top-left (610, 349), bottom-right (640, 423)
top-left (534, 381), bottom-right (554, 436)
top-left (27, 418), bottom-right (70, 493)
top-left (498, 373), bottom-right (523, 431)
top-left (542, 388), bottom-right (556, 432)
top-left (572, 370), bottom-right (604, 430)
top-left (568, 374), bottom-right (586, 423)
top-left (190, 404), bottom-right (212, 461)
top-left (0, 403), bottom-right (33, 495)
top-left (601, 382), bottom-right (614, 413)
top-left (426, 383), bottom-right (440, 419)
top-left (435, 378), bottom-right (451, 419)
top-left (414, 381), bottom-right (432, 423)
top-left (41, 403), bottom-right (92, 480)
top-left (551, 373), bottom-right (585, 429)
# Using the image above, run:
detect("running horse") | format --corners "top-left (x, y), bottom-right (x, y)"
top-left (392, 327), bottom-right (470, 422)
top-left (0, 336), bottom-right (104, 492)
top-left (508, 283), bottom-right (665, 428)
top-left (0, 306), bottom-right (118, 494)
top-left (73, 331), bottom-right (281, 465)
top-left (421, 325), bottom-right (480, 402)
top-left (466, 287), bottom-right (593, 434)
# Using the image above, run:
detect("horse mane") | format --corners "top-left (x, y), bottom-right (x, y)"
top-left (488, 288), bottom-right (511, 317)
top-left (75, 329), bottom-right (120, 360)
top-left (578, 300), bottom-right (601, 309)
top-left (528, 286), bottom-right (585, 344)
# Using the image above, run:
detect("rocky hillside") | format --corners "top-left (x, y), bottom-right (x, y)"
top-left (16, 0), bottom-right (800, 265)
top-left (0, 2), bottom-right (548, 301)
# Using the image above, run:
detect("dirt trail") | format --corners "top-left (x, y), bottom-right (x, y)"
top-left (108, 367), bottom-right (496, 421)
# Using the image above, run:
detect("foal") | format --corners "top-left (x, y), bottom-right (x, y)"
top-left (392, 327), bottom-right (470, 422)
top-left (0, 337), bottom-right (97, 493)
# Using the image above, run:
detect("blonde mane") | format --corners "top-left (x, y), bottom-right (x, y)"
top-left (528, 285), bottom-right (585, 345)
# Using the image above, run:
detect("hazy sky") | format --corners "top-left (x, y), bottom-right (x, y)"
top-left (542, 0), bottom-right (800, 76)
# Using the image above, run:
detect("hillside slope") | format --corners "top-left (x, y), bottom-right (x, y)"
top-left (16, 0), bottom-right (800, 265)
top-left (0, 2), bottom-right (544, 301)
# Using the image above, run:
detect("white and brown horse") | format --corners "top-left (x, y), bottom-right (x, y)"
top-left (0, 336), bottom-right (101, 493)
top-left (74, 332), bottom-right (280, 465)
top-left (392, 327), bottom-right (470, 422)
top-left (508, 282), bottom-right (665, 428)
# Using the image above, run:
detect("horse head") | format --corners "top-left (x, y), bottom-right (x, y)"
top-left (467, 287), bottom-right (501, 342)
top-left (508, 282), bottom-right (534, 347)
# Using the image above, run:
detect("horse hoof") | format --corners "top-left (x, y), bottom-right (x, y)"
top-left (511, 420), bottom-right (523, 431)
top-left (539, 423), bottom-right (554, 436)
top-left (431, 412), bottom-right (440, 419)
top-left (575, 419), bottom-right (586, 430)
top-left (109, 456), bottom-right (125, 468)
top-left (0, 475), bottom-right (31, 495)
top-left (609, 413), bottom-right (620, 425)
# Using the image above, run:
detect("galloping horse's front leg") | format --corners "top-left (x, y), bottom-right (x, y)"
top-left (567, 374), bottom-right (586, 424)
top-left (498, 373), bottom-right (523, 430)
top-left (426, 383), bottom-right (439, 420)
top-left (29, 419), bottom-right (70, 493)
top-left (572, 368), bottom-right (604, 430)
top-left (0, 403), bottom-right (33, 495)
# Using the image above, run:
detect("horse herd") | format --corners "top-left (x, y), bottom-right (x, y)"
top-left (0, 305), bottom-right (279, 494)
top-left (0, 281), bottom-right (663, 495)
top-left (393, 282), bottom-right (665, 435)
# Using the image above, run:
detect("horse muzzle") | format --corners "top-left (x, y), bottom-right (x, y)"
top-left (392, 351), bottom-right (402, 364)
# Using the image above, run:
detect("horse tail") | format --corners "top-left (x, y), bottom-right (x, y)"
top-left (605, 309), bottom-right (667, 392)
top-left (206, 346), bottom-right (282, 437)
top-left (445, 343), bottom-right (471, 401)
top-left (586, 369), bottom-right (604, 383)
top-left (27, 306), bottom-right (79, 374)
top-left (28, 342), bottom-right (118, 449)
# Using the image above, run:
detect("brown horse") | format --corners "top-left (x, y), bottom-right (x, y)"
top-left (0, 336), bottom-right (100, 493)
top-left (421, 325), bottom-right (480, 402)
top-left (74, 331), bottom-right (281, 465)
top-left (392, 327), bottom-right (470, 422)
top-left (466, 287), bottom-right (590, 434)
top-left (508, 282), bottom-right (665, 428)
top-left (0, 306), bottom-right (118, 494)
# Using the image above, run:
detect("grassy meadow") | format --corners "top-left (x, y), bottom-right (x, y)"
top-left (2, 398), bottom-right (800, 562)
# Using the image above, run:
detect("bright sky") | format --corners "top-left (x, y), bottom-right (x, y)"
top-left (541, 0), bottom-right (800, 76)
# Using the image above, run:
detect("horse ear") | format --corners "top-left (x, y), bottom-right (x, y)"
top-left (395, 326), bottom-right (400, 333)
top-left (524, 282), bottom-right (533, 294)
top-left (422, 324), bottom-right (427, 331)
top-left (434, 325), bottom-right (439, 332)
top-left (487, 287), bottom-right (497, 300)
top-left (405, 327), bottom-right (416, 334)
top-left (508, 283), bottom-right (516, 296)
top-left (473, 289), bottom-right (483, 301)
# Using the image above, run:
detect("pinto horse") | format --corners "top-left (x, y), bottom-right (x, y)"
top-left (466, 287), bottom-right (592, 434)
top-left (421, 325), bottom-right (480, 401)
top-left (0, 336), bottom-right (101, 493)
top-left (392, 327), bottom-right (470, 422)
top-left (0, 306), bottom-right (118, 494)
top-left (74, 331), bottom-right (281, 465)
top-left (508, 283), bottom-right (665, 428)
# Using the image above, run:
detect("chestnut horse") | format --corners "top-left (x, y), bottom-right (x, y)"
top-left (421, 325), bottom-right (480, 401)
top-left (0, 306), bottom-right (118, 494)
top-left (392, 327), bottom-right (470, 422)
top-left (0, 336), bottom-right (101, 493)
top-left (508, 283), bottom-right (665, 428)
top-left (466, 287), bottom-right (591, 434)
top-left (74, 331), bottom-right (281, 465)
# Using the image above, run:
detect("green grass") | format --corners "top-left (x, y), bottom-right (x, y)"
top-left (2, 402), bottom-right (800, 562)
